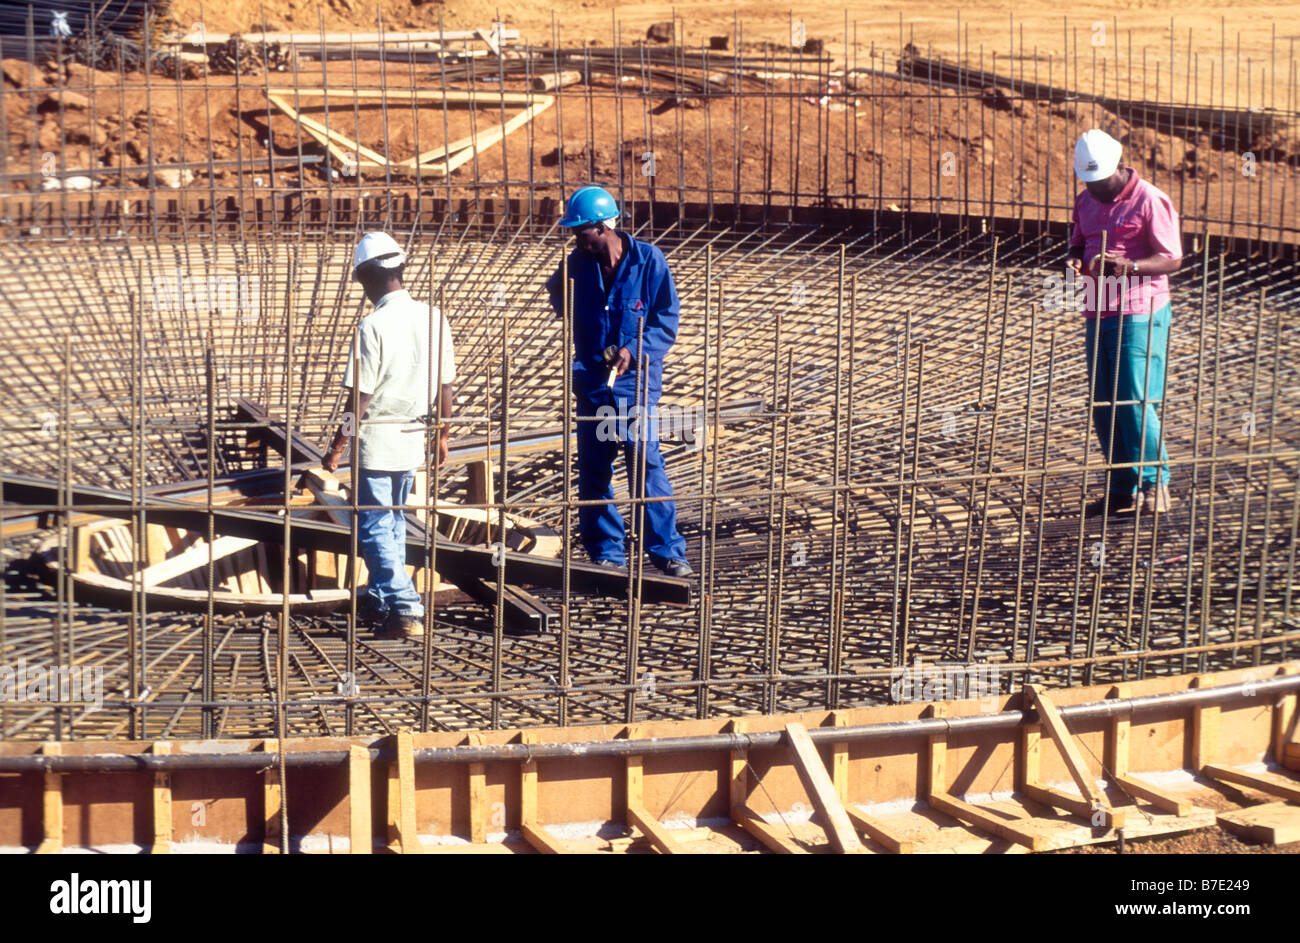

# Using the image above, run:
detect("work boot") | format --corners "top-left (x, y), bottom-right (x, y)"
top-left (355, 596), bottom-right (389, 625)
top-left (1141, 483), bottom-right (1172, 514)
top-left (375, 611), bottom-right (424, 640)
top-left (652, 556), bottom-right (694, 578)
top-left (594, 558), bottom-right (625, 570)
top-left (1085, 491), bottom-right (1136, 519)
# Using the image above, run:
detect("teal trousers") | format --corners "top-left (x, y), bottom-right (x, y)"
top-left (1084, 304), bottom-right (1172, 495)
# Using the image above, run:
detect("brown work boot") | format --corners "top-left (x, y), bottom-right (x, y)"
top-left (1085, 491), bottom-right (1137, 518)
top-left (1141, 483), bottom-right (1172, 514)
top-left (375, 612), bottom-right (424, 640)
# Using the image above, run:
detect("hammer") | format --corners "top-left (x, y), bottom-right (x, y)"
top-left (602, 345), bottom-right (620, 388)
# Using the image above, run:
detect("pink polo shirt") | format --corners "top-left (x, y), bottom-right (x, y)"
top-left (1069, 168), bottom-right (1182, 318)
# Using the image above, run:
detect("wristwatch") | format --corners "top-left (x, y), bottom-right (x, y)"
top-left (1132, 260), bottom-right (1140, 274)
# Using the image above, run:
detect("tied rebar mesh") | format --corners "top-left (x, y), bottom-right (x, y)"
top-left (0, 14), bottom-right (1297, 740)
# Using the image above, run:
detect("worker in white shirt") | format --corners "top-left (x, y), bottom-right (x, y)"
top-left (323, 232), bottom-right (456, 639)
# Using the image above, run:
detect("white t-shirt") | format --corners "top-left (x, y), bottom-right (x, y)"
top-left (342, 288), bottom-right (456, 472)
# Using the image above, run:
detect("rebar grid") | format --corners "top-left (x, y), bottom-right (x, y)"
top-left (0, 15), bottom-right (1297, 741)
top-left (0, 215), bottom-right (1296, 740)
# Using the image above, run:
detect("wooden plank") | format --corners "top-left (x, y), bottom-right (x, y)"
top-left (388, 729), bottom-right (421, 854)
top-left (5, 471), bottom-right (693, 607)
top-left (928, 791), bottom-right (1050, 851)
top-left (468, 732), bottom-right (487, 844)
top-left (1286, 741), bottom-right (1300, 772)
top-left (1112, 774), bottom-right (1195, 816)
top-left (627, 804), bottom-right (685, 854)
top-left (264, 87), bottom-right (537, 105)
top-left (1023, 783), bottom-right (1125, 828)
top-left (520, 821), bottom-right (568, 854)
top-left (349, 744), bottom-right (372, 855)
top-left (1191, 675), bottom-right (1221, 772)
top-left (144, 522), bottom-right (169, 567)
top-left (36, 741), bottom-right (61, 854)
top-left (843, 805), bottom-right (914, 854)
top-left (262, 739), bottom-right (282, 854)
top-left (732, 804), bottom-right (809, 854)
top-left (1202, 764), bottom-right (1300, 803)
top-left (267, 94), bottom-right (388, 166)
top-left (1024, 684), bottom-right (1107, 808)
top-left (151, 741), bottom-right (173, 854)
top-left (1217, 802), bottom-right (1300, 845)
top-left (400, 98), bottom-right (554, 172)
top-left (785, 722), bottom-right (863, 853)
top-left (137, 534), bottom-right (257, 587)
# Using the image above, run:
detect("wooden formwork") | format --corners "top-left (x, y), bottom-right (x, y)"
top-left (1, 662), bottom-right (1297, 854)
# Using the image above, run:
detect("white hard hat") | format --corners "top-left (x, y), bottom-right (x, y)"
top-left (352, 231), bottom-right (406, 280)
top-left (1074, 129), bottom-right (1123, 182)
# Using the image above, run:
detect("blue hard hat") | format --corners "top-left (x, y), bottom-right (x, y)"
top-left (559, 185), bottom-right (621, 227)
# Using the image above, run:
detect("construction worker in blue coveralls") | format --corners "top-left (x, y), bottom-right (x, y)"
top-left (546, 185), bottom-right (692, 578)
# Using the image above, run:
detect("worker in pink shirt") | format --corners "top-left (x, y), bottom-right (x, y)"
top-left (1066, 129), bottom-right (1182, 516)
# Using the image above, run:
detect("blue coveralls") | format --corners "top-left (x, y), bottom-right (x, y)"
top-left (546, 233), bottom-right (688, 565)
top-left (1085, 304), bottom-right (1173, 495)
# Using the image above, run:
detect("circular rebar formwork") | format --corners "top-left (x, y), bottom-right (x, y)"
top-left (1, 16), bottom-right (1297, 741)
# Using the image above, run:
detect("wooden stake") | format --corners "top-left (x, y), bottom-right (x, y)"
top-left (1191, 675), bottom-right (1220, 773)
top-left (925, 703), bottom-right (947, 797)
top-left (151, 741), bottom-right (172, 854)
top-left (725, 718), bottom-right (749, 812)
top-left (519, 731), bottom-right (567, 854)
top-left (1107, 684), bottom-right (1132, 779)
top-left (829, 711), bottom-right (849, 802)
top-left (36, 741), bottom-right (62, 854)
top-left (349, 744), bottom-right (372, 855)
top-left (1273, 666), bottom-right (1298, 766)
top-left (262, 738), bottom-right (281, 855)
top-left (467, 732), bottom-right (487, 844)
top-left (388, 729), bottom-right (421, 854)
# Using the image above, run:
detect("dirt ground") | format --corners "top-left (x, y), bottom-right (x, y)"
top-left (1065, 825), bottom-right (1295, 853)
top-left (5, 46), bottom-right (1296, 238)
top-left (164, 0), bottom-right (1298, 107)
top-left (4, 2), bottom-right (1296, 238)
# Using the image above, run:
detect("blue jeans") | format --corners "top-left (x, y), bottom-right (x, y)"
top-left (357, 469), bottom-right (424, 617)
top-left (1085, 304), bottom-right (1172, 495)
top-left (576, 391), bottom-right (687, 565)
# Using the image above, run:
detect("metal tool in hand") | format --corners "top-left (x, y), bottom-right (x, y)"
top-left (602, 345), bottom-right (620, 388)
